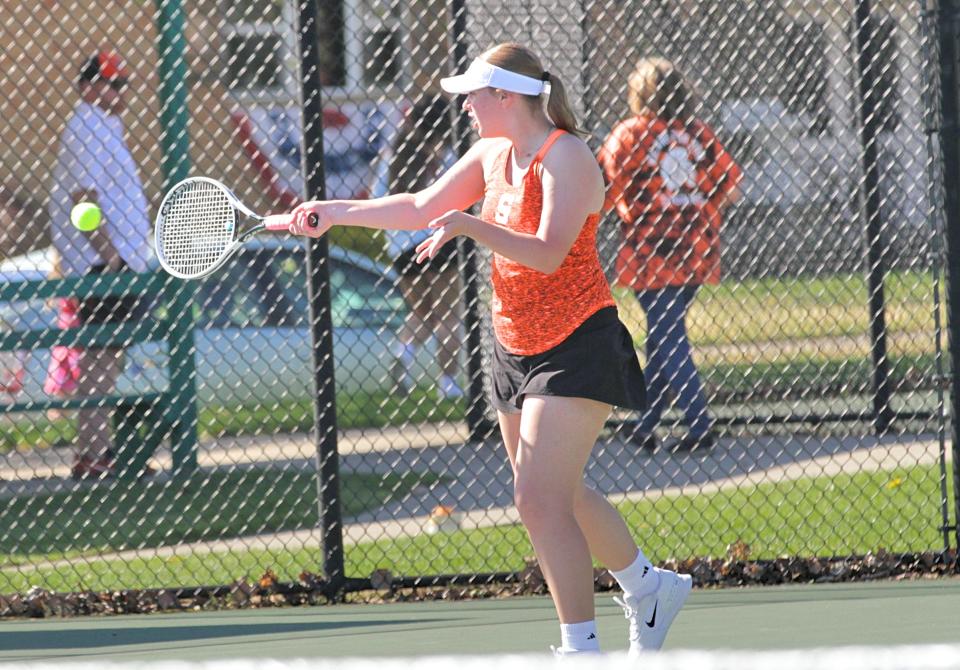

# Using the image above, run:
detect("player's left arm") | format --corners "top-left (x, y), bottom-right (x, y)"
top-left (536, 136), bottom-right (606, 269)
top-left (67, 125), bottom-right (124, 270)
top-left (420, 135), bottom-right (604, 275)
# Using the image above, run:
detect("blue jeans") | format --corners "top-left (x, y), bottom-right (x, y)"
top-left (636, 286), bottom-right (712, 438)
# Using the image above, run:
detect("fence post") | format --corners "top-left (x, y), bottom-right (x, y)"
top-left (450, 0), bottom-right (496, 443)
top-left (936, 0), bottom-right (960, 552)
top-left (853, 0), bottom-right (893, 434)
top-left (577, 0), bottom-right (594, 137)
top-left (155, 0), bottom-right (198, 475)
top-left (295, 0), bottom-right (344, 597)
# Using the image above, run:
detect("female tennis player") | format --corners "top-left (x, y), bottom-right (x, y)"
top-left (285, 42), bottom-right (692, 657)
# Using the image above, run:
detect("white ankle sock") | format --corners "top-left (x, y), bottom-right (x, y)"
top-left (609, 548), bottom-right (659, 599)
top-left (560, 620), bottom-right (600, 652)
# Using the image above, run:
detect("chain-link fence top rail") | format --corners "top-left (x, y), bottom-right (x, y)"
top-left (0, 0), bottom-right (953, 606)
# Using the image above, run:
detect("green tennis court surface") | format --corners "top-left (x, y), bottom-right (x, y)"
top-left (0, 578), bottom-right (957, 662)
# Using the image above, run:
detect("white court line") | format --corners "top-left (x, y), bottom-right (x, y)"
top-left (12, 644), bottom-right (960, 669)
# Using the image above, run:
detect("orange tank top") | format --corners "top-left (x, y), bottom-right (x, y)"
top-left (481, 129), bottom-right (615, 355)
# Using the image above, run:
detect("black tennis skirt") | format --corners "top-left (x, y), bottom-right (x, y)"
top-left (491, 306), bottom-right (647, 413)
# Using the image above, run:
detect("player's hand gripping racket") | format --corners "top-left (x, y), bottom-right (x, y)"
top-left (154, 177), bottom-right (317, 279)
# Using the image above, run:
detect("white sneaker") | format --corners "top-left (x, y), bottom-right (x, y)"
top-left (389, 348), bottom-right (416, 392)
top-left (438, 374), bottom-right (465, 399)
top-left (614, 568), bottom-right (692, 655)
top-left (389, 343), bottom-right (417, 389)
top-left (390, 361), bottom-right (415, 392)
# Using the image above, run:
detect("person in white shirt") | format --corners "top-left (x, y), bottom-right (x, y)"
top-left (372, 96), bottom-right (465, 400)
top-left (47, 51), bottom-right (153, 480)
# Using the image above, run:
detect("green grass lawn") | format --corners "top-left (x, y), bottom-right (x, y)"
top-left (3, 462), bottom-right (951, 594)
top-left (615, 270), bottom-right (941, 347)
top-left (1, 467), bottom-right (439, 566)
top-left (199, 387), bottom-right (466, 438)
top-left (343, 463), bottom-right (953, 578)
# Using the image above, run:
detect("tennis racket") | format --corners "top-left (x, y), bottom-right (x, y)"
top-left (154, 176), bottom-right (317, 279)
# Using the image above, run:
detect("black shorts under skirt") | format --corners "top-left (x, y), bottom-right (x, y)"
top-left (491, 306), bottom-right (647, 414)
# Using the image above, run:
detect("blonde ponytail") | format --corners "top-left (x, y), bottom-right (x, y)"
top-left (482, 43), bottom-right (584, 137)
top-left (542, 72), bottom-right (584, 136)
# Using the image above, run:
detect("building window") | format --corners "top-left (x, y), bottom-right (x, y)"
top-left (222, 0), bottom-right (403, 93)
top-left (362, 27), bottom-right (401, 86)
top-left (317, 2), bottom-right (348, 87)
top-left (226, 32), bottom-right (284, 89)
top-left (221, 0), bottom-right (295, 93)
top-left (342, 0), bottom-right (404, 90)
top-left (852, 11), bottom-right (899, 133)
top-left (783, 21), bottom-right (829, 135)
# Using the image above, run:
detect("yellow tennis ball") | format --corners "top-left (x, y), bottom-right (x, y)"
top-left (71, 202), bottom-right (102, 232)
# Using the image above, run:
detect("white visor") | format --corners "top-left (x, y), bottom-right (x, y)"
top-left (440, 58), bottom-right (550, 96)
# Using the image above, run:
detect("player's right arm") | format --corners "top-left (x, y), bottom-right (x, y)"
top-left (287, 139), bottom-right (495, 237)
top-left (64, 121), bottom-right (123, 270)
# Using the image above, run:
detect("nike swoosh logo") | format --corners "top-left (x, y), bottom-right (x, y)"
top-left (645, 602), bottom-right (658, 627)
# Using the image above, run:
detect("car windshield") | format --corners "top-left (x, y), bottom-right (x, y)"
top-left (193, 248), bottom-right (405, 330)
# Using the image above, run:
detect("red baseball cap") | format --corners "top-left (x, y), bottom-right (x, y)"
top-left (79, 51), bottom-right (130, 86)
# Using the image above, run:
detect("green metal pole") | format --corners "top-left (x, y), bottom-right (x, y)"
top-left (156, 0), bottom-right (190, 188)
top-left (155, 0), bottom-right (198, 475)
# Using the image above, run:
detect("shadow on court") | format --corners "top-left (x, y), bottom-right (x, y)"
top-left (0, 617), bottom-right (437, 651)
top-left (0, 580), bottom-right (958, 660)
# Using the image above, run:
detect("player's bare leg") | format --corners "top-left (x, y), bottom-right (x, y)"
top-left (499, 396), bottom-right (609, 652)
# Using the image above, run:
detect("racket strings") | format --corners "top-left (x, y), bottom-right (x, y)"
top-left (158, 181), bottom-right (237, 277)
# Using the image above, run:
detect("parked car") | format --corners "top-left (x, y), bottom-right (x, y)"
top-left (0, 238), bottom-right (418, 408)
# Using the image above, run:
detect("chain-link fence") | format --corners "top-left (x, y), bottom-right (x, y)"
top-left (0, 0), bottom-right (956, 608)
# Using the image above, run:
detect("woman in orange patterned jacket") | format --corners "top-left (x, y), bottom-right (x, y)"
top-left (599, 57), bottom-right (742, 453)
top-left (283, 43), bottom-right (692, 658)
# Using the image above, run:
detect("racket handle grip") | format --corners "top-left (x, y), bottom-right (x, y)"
top-left (264, 213), bottom-right (319, 231)
top-left (264, 214), bottom-right (293, 231)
